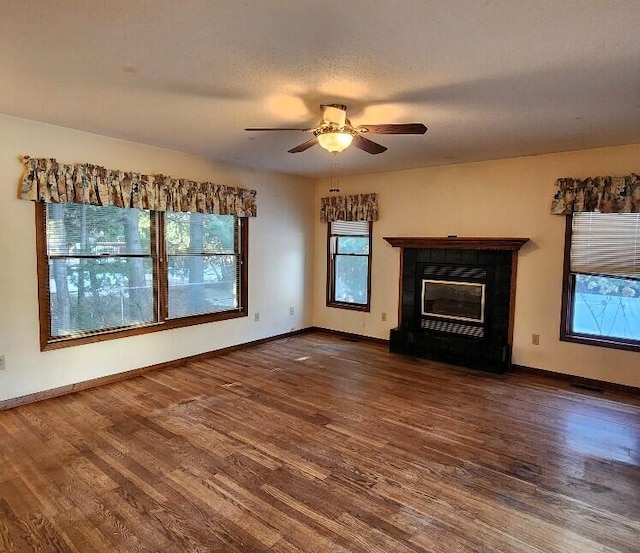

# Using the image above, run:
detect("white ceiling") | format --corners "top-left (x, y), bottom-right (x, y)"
top-left (2, 1), bottom-right (640, 178)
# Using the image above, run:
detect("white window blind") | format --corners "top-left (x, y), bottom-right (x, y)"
top-left (331, 220), bottom-right (370, 236)
top-left (570, 212), bottom-right (640, 278)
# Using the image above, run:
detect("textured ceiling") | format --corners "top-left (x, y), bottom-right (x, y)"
top-left (2, 1), bottom-right (640, 178)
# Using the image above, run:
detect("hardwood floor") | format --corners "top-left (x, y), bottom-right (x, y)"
top-left (1, 331), bottom-right (639, 552)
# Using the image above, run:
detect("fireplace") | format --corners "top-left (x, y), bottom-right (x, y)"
top-left (384, 237), bottom-right (528, 373)
top-left (422, 279), bottom-right (486, 323)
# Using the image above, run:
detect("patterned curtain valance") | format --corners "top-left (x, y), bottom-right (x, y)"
top-left (320, 193), bottom-right (378, 223)
top-left (19, 156), bottom-right (257, 217)
top-left (550, 174), bottom-right (640, 215)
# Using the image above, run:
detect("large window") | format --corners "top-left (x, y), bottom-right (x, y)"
top-left (327, 220), bottom-right (372, 311)
top-left (561, 212), bottom-right (640, 350)
top-left (37, 203), bottom-right (247, 350)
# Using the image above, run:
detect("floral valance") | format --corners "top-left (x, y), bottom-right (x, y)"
top-left (19, 156), bottom-right (257, 217)
top-left (550, 174), bottom-right (640, 215)
top-left (320, 193), bottom-right (378, 223)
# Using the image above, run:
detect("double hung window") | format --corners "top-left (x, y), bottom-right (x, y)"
top-left (164, 211), bottom-right (241, 318)
top-left (561, 212), bottom-right (640, 350)
top-left (327, 220), bottom-right (372, 311)
top-left (38, 203), bottom-right (247, 349)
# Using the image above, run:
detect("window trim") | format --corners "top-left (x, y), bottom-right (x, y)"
top-left (560, 214), bottom-right (640, 352)
top-left (35, 203), bottom-right (248, 351)
top-left (326, 220), bottom-right (372, 312)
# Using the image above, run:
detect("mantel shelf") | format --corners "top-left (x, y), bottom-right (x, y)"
top-left (383, 237), bottom-right (529, 251)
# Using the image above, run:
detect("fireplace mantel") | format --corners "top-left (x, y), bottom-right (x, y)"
top-left (384, 237), bottom-right (529, 250)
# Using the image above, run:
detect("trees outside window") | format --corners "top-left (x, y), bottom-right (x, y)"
top-left (560, 212), bottom-right (640, 351)
top-left (327, 220), bottom-right (372, 311)
top-left (164, 212), bottom-right (240, 318)
top-left (37, 203), bottom-right (247, 350)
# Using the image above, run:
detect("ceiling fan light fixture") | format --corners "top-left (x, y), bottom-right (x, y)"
top-left (317, 130), bottom-right (353, 153)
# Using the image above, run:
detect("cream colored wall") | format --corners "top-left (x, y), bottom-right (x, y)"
top-left (313, 144), bottom-right (640, 388)
top-left (0, 114), bottom-right (315, 403)
top-left (2, 111), bottom-right (638, 401)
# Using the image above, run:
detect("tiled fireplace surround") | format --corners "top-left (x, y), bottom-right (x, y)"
top-left (384, 237), bottom-right (529, 374)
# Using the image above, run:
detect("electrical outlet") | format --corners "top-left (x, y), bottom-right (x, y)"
top-left (381, 312), bottom-right (387, 322)
top-left (532, 333), bottom-right (540, 346)
top-left (0, 355), bottom-right (5, 370)
top-left (254, 312), bottom-right (260, 322)
top-left (289, 307), bottom-right (294, 316)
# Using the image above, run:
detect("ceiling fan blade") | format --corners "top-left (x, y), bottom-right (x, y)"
top-left (320, 104), bottom-right (347, 126)
top-left (352, 134), bottom-right (387, 155)
top-left (245, 127), bottom-right (311, 132)
top-left (356, 123), bottom-right (427, 134)
top-left (245, 127), bottom-right (311, 131)
top-left (288, 136), bottom-right (318, 153)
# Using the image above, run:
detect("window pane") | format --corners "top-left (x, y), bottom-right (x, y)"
top-left (572, 274), bottom-right (640, 341)
top-left (165, 212), bottom-right (236, 254)
top-left (337, 236), bottom-right (369, 254)
top-left (168, 255), bottom-right (238, 317)
top-left (46, 204), bottom-right (150, 255)
top-left (49, 257), bottom-right (154, 338)
top-left (335, 255), bottom-right (369, 304)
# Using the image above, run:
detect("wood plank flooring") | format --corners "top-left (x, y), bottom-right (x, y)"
top-left (1, 331), bottom-right (639, 552)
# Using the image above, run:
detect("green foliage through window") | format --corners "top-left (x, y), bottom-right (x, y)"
top-left (165, 211), bottom-right (239, 318)
top-left (43, 203), bottom-right (244, 342)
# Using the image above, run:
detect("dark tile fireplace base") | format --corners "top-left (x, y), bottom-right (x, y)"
top-left (390, 327), bottom-right (512, 374)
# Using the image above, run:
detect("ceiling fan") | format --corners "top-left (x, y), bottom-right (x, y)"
top-left (245, 104), bottom-right (427, 155)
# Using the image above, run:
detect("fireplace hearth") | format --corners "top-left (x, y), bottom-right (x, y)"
top-left (384, 237), bottom-right (528, 373)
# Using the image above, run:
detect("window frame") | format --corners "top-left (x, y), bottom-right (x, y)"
top-left (326, 220), bottom-right (372, 312)
top-left (35, 202), bottom-right (248, 351)
top-left (560, 214), bottom-right (640, 352)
